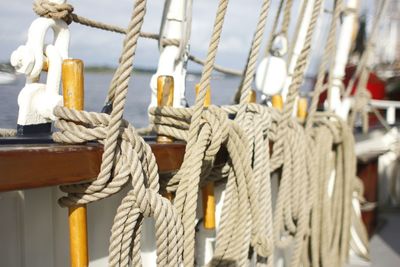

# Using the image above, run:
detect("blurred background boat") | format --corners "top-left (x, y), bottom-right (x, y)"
top-left (0, 64), bottom-right (16, 85)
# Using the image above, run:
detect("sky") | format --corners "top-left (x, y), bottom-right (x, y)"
top-left (0, 0), bottom-right (376, 72)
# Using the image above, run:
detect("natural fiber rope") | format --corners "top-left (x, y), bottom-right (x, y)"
top-left (149, 101), bottom-right (359, 267)
top-left (150, 0), bottom-right (276, 264)
top-left (238, 0), bottom-right (270, 109)
top-left (229, 1), bottom-right (273, 265)
top-left (264, 0), bottom-right (285, 56)
top-left (299, 1), bottom-right (344, 265)
top-left (32, 0), bottom-right (242, 77)
top-left (12, 0), bottom-right (365, 266)
top-left (270, 0), bottom-right (323, 172)
top-left (34, 0), bottom-right (187, 265)
top-left (0, 129), bottom-right (17, 137)
top-left (306, 0), bottom-right (343, 130)
top-left (170, 0), bottom-right (232, 264)
top-left (281, 0), bottom-right (294, 39)
top-left (57, 0), bottom-right (147, 202)
top-left (287, 0), bottom-right (309, 68)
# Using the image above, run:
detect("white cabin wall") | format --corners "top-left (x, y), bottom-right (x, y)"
top-left (0, 186), bottom-right (129, 267)
top-left (22, 188), bottom-right (56, 267)
top-left (0, 191), bottom-right (24, 267)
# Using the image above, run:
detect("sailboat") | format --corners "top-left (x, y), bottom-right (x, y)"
top-left (0, 0), bottom-right (399, 266)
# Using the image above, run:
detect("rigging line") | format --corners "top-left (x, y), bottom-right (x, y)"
top-left (305, 0), bottom-right (343, 130)
top-left (74, 14), bottom-right (243, 76)
top-left (264, 0), bottom-right (286, 56)
top-left (370, 106), bottom-right (392, 132)
top-left (287, 0), bottom-right (309, 68)
top-left (281, 0), bottom-right (294, 38)
top-left (188, 54), bottom-right (242, 76)
top-left (34, 3), bottom-right (244, 77)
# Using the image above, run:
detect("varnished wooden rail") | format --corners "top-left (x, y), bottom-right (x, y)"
top-left (0, 141), bottom-right (186, 192)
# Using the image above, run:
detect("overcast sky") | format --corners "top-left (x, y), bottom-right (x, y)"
top-left (0, 0), bottom-right (375, 71)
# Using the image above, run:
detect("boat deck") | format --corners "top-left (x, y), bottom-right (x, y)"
top-left (349, 211), bottom-right (400, 267)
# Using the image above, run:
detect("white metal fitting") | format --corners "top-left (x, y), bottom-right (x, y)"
top-left (270, 34), bottom-right (288, 57)
top-left (150, 0), bottom-right (192, 109)
top-left (255, 55), bottom-right (287, 97)
top-left (50, 0), bottom-right (67, 4)
top-left (10, 16), bottom-right (70, 127)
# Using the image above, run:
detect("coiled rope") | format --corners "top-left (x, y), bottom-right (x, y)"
top-left (1, 0), bottom-right (370, 267)
top-left (39, 0), bottom-right (185, 265)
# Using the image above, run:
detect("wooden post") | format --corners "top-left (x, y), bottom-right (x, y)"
top-left (271, 95), bottom-right (283, 111)
top-left (248, 90), bottom-right (257, 103)
top-left (297, 97), bottom-right (308, 122)
top-left (196, 84), bottom-right (215, 230)
top-left (156, 75), bottom-right (174, 144)
top-left (62, 59), bottom-right (88, 267)
top-left (42, 59), bottom-right (49, 72)
top-left (157, 75), bottom-right (175, 200)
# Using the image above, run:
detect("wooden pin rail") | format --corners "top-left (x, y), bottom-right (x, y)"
top-left (0, 141), bottom-right (186, 192)
top-left (195, 84), bottom-right (216, 230)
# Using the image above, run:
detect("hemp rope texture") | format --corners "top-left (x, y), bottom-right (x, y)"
top-left (264, 0), bottom-right (285, 56)
top-left (2, 0), bottom-right (366, 267)
top-left (40, 0), bottom-right (185, 265)
top-left (302, 1), bottom-right (347, 265)
top-left (306, 0), bottom-right (343, 130)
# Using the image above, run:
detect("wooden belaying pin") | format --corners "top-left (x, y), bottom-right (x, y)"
top-left (297, 97), bottom-right (308, 123)
top-left (62, 59), bottom-right (88, 267)
top-left (157, 75), bottom-right (175, 200)
top-left (42, 58), bottom-right (49, 72)
top-left (271, 95), bottom-right (283, 111)
top-left (248, 90), bottom-right (257, 103)
top-left (156, 75), bottom-right (174, 143)
top-left (195, 84), bottom-right (211, 106)
top-left (196, 84), bottom-right (216, 230)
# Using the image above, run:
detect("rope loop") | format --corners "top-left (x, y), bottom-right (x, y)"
top-left (252, 235), bottom-right (273, 258)
top-left (34, 0), bottom-right (368, 264)
top-left (53, 105), bottom-right (185, 266)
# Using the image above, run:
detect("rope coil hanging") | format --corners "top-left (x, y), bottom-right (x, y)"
top-left (0, 0), bottom-right (373, 266)
top-left (46, 0), bottom-right (185, 265)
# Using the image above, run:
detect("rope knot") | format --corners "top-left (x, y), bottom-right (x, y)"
top-left (252, 235), bottom-right (273, 258)
top-left (33, 0), bottom-right (74, 25)
top-left (160, 38), bottom-right (180, 47)
top-left (202, 106), bottom-right (230, 160)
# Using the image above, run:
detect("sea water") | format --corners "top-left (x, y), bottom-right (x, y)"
top-left (0, 72), bottom-right (240, 129)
